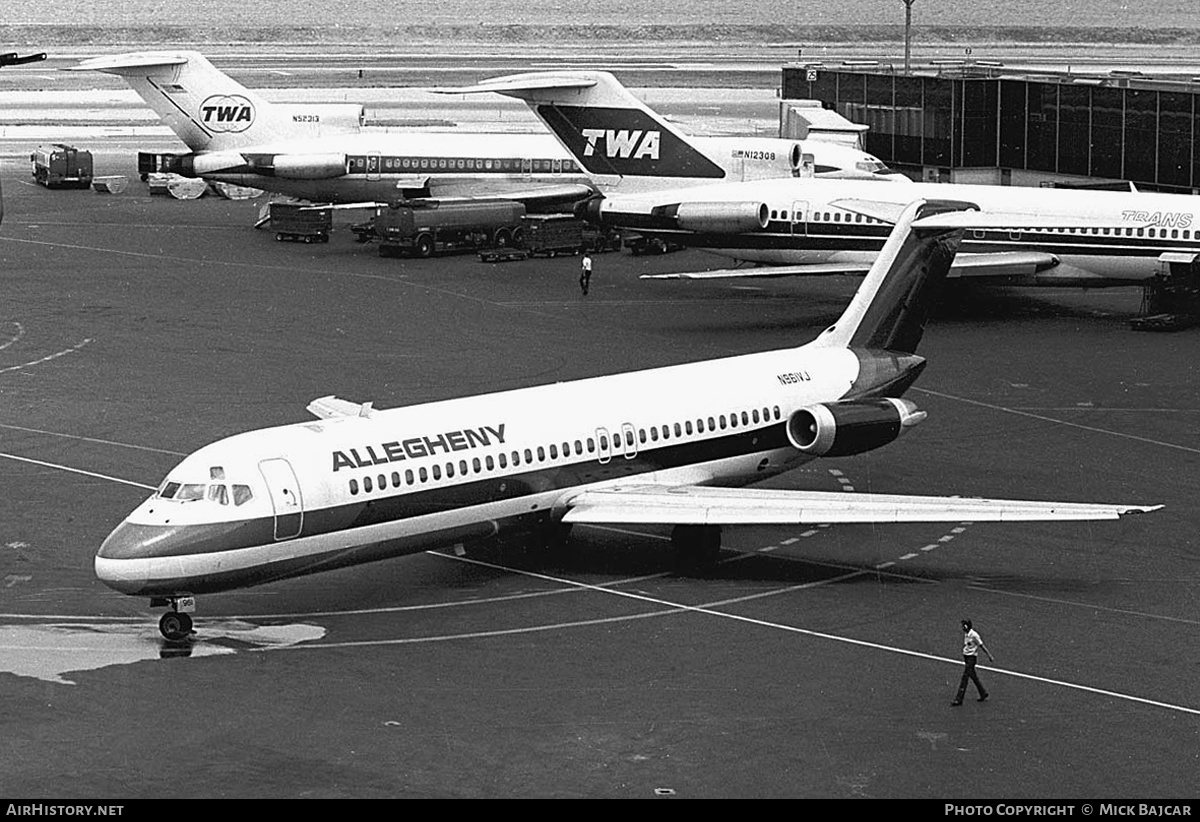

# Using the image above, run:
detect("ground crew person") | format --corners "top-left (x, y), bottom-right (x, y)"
top-left (952, 618), bottom-right (993, 706)
top-left (580, 253), bottom-right (593, 295)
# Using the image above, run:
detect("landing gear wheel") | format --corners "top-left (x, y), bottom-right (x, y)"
top-left (159, 611), bottom-right (193, 641)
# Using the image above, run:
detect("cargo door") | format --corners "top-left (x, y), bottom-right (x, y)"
top-left (258, 458), bottom-right (303, 540)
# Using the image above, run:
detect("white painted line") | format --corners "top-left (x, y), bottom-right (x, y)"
top-left (287, 554), bottom-right (1200, 717)
top-left (875, 562), bottom-right (896, 569)
top-left (781, 537), bottom-right (800, 545)
top-left (0, 321), bottom-right (25, 351)
top-left (971, 585), bottom-right (1200, 627)
top-left (0, 452), bottom-right (155, 490)
top-left (0, 338), bottom-right (92, 374)
top-left (758, 546), bottom-right (778, 552)
top-left (800, 530), bottom-right (818, 537)
top-left (0, 422), bottom-right (186, 455)
top-left (900, 553), bottom-right (919, 560)
top-left (913, 386), bottom-right (1200, 456)
top-left (920, 545), bottom-right (937, 552)
top-left (938, 535), bottom-right (954, 543)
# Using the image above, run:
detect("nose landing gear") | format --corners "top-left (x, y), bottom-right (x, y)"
top-left (150, 595), bottom-right (197, 641)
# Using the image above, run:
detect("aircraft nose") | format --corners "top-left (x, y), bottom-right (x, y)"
top-left (94, 521), bottom-right (166, 594)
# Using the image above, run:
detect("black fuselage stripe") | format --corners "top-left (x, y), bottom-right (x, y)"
top-left (150, 422), bottom-right (795, 559)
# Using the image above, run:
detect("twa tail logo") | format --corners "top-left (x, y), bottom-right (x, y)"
top-left (199, 94), bottom-right (255, 133)
top-left (581, 128), bottom-right (661, 160)
top-left (536, 105), bottom-right (724, 179)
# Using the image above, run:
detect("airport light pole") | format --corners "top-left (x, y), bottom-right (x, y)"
top-left (902, 0), bottom-right (916, 74)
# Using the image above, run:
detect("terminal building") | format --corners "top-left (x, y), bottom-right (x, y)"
top-left (781, 61), bottom-right (1200, 194)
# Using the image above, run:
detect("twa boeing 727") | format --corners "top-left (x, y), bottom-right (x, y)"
top-left (72, 52), bottom-right (891, 208)
top-left (95, 200), bottom-right (1158, 640)
top-left (452, 70), bottom-right (1200, 287)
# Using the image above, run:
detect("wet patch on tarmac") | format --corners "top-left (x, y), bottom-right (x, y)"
top-left (0, 619), bottom-right (326, 685)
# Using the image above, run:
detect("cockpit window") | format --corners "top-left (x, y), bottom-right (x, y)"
top-left (176, 483), bottom-right (206, 501)
top-left (157, 480), bottom-right (254, 505)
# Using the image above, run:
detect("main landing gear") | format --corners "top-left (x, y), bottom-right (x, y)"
top-left (150, 595), bottom-right (196, 641)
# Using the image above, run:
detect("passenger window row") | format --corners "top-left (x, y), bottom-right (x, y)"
top-left (347, 405), bottom-right (783, 497)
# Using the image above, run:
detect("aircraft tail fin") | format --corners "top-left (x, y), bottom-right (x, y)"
top-left (810, 199), bottom-right (975, 354)
top-left (71, 51), bottom-right (364, 153)
top-left (433, 71), bottom-right (727, 180)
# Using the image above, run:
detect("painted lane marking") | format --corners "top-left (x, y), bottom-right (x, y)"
top-left (0, 422), bottom-right (186, 456)
top-left (0, 452), bottom-right (155, 490)
top-left (0, 338), bottom-right (92, 374)
top-left (283, 553), bottom-right (1200, 718)
top-left (969, 585), bottom-right (1200, 627)
top-left (900, 552), bottom-right (919, 560)
top-left (914, 386), bottom-right (1200, 456)
top-left (781, 537), bottom-right (800, 545)
top-left (0, 321), bottom-right (25, 351)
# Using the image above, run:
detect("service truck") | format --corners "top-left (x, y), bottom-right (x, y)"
top-left (478, 214), bottom-right (623, 262)
top-left (31, 144), bottom-right (93, 189)
top-left (376, 199), bottom-right (526, 258)
top-left (267, 201), bottom-right (332, 243)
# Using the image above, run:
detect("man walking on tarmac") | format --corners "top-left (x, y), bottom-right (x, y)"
top-left (952, 618), bottom-right (994, 706)
top-left (579, 253), bottom-right (593, 295)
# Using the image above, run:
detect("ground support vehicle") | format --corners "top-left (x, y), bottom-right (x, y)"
top-left (376, 200), bottom-right (525, 258)
top-left (267, 202), bottom-right (331, 243)
top-left (624, 234), bottom-right (684, 256)
top-left (31, 144), bottom-right (93, 189)
top-left (1131, 253), bottom-right (1200, 331)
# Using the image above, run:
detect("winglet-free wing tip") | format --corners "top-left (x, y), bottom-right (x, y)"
top-left (1120, 504), bottom-right (1164, 516)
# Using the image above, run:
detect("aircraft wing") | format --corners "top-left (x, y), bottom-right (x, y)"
top-left (429, 183), bottom-right (597, 207)
top-left (307, 395), bottom-right (375, 419)
top-left (640, 252), bottom-right (1061, 281)
top-left (561, 484), bottom-right (1160, 525)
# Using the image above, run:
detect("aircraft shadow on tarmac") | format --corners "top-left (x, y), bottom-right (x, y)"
top-left (930, 283), bottom-right (1143, 322)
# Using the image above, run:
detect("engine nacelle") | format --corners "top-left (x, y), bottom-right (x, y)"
top-left (786, 398), bottom-right (926, 457)
top-left (179, 150), bottom-right (249, 177)
top-left (674, 201), bottom-right (769, 234)
top-left (267, 153), bottom-right (350, 180)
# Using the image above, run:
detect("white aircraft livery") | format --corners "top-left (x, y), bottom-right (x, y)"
top-left (444, 70), bottom-right (1200, 286)
top-left (435, 70), bottom-right (906, 191)
top-left (70, 50), bottom-right (594, 206)
top-left (95, 199), bottom-right (1159, 640)
top-left (72, 54), bottom-right (892, 207)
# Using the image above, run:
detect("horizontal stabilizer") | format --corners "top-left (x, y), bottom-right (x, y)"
top-left (428, 74), bottom-right (598, 97)
top-left (68, 52), bottom-right (189, 73)
top-left (562, 484), bottom-right (1161, 525)
top-left (307, 395), bottom-right (375, 420)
